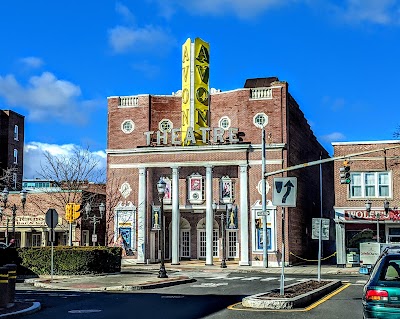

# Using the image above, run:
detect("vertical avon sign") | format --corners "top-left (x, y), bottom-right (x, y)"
top-left (181, 38), bottom-right (210, 145)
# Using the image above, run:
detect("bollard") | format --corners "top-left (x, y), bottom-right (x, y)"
top-left (0, 267), bottom-right (9, 308)
top-left (4, 264), bottom-right (17, 306)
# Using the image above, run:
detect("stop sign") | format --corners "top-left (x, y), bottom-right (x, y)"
top-left (45, 209), bottom-right (59, 229)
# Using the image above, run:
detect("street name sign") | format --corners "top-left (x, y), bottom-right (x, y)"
top-left (272, 177), bottom-right (297, 207)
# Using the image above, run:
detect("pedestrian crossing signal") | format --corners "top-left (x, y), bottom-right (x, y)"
top-left (340, 160), bottom-right (351, 184)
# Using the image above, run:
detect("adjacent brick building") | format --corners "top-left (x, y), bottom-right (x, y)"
top-left (107, 77), bottom-right (335, 267)
top-left (0, 110), bottom-right (24, 190)
top-left (333, 140), bottom-right (400, 267)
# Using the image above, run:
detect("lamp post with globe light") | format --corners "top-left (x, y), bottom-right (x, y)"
top-left (0, 187), bottom-right (27, 245)
top-left (157, 177), bottom-right (168, 278)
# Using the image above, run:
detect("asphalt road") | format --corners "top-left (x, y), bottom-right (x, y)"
top-left (17, 272), bottom-right (366, 319)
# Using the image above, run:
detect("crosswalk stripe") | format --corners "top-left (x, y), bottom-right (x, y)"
top-left (260, 277), bottom-right (277, 281)
top-left (224, 277), bottom-right (244, 280)
top-left (241, 277), bottom-right (262, 281)
top-left (204, 276), bottom-right (227, 280)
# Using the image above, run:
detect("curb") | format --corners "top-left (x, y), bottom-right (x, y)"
top-left (29, 276), bottom-right (196, 292)
top-left (0, 302), bottom-right (41, 318)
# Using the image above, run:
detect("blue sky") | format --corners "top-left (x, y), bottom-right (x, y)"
top-left (1, 0), bottom-right (400, 179)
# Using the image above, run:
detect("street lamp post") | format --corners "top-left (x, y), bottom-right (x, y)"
top-left (212, 201), bottom-right (228, 268)
top-left (366, 200), bottom-right (381, 243)
top-left (157, 177), bottom-right (168, 278)
top-left (83, 202), bottom-right (105, 246)
top-left (0, 187), bottom-right (27, 245)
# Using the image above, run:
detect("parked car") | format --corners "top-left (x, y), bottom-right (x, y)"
top-left (363, 247), bottom-right (400, 318)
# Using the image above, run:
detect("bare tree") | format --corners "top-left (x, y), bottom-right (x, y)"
top-left (29, 146), bottom-right (105, 221)
top-left (394, 125), bottom-right (400, 139)
top-left (104, 171), bottom-right (124, 245)
top-left (0, 167), bottom-right (19, 190)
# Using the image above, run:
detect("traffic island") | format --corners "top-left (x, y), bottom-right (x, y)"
top-left (242, 279), bottom-right (342, 310)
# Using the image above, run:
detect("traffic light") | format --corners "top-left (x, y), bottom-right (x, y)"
top-left (65, 203), bottom-right (74, 222)
top-left (73, 204), bottom-right (81, 220)
top-left (340, 160), bottom-right (351, 184)
top-left (65, 203), bottom-right (81, 222)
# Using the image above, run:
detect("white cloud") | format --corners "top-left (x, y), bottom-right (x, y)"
top-left (108, 4), bottom-right (176, 54)
top-left (321, 132), bottom-right (346, 144)
top-left (330, 0), bottom-right (400, 25)
top-left (153, 0), bottom-right (295, 19)
top-left (19, 57), bottom-right (44, 69)
top-left (0, 72), bottom-right (95, 123)
top-left (23, 142), bottom-right (106, 180)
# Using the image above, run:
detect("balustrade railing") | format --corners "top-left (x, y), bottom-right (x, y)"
top-left (250, 88), bottom-right (272, 99)
top-left (119, 96), bottom-right (139, 107)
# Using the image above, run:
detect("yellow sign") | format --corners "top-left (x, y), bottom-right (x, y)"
top-left (181, 38), bottom-right (210, 146)
top-left (181, 38), bottom-right (192, 145)
top-left (193, 37), bottom-right (209, 144)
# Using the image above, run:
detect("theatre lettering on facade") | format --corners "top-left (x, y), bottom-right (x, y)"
top-left (106, 38), bottom-right (334, 266)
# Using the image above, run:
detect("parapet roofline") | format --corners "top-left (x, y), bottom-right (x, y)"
top-left (332, 140), bottom-right (400, 146)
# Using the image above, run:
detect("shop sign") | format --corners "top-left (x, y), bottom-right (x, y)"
top-left (15, 216), bottom-right (46, 226)
top-left (344, 209), bottom-right (400, 221)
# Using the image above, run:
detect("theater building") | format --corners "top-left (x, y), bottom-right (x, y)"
top-left (106, 38), bottom-right (334, 267)
top-left (333, 140), bottom-right (400, 267)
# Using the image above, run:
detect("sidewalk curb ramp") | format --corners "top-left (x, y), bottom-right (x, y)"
top-left (242, 279), bottom-right (342, 309)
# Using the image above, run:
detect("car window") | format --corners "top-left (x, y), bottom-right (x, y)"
top-left (380, 258), bottom-right (400, 281)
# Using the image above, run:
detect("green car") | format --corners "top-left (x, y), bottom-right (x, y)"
top-left (363, 249), bottom-right (400, 318)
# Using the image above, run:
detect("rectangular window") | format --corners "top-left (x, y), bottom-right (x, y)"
top-left (213, 230), bottom-right (218, 257)
top-left (198, 230), bottom-right (218, 258)
top-left (181, 230), bottom-right (190, 257)
top-left (199, 231), bottom-right (206, 258)
top-left (14, 125), bottom-right (18, 141)
top-left (227, 230), bottom-right (238, 258)
top-left (350, 172), bottom-right (391, 198)
top-left (12, 173), bottom-right (17, 189)
top-left (32, 234), bottom-right (41, 247)
top-left (13, 149), bottom-right (18, 164)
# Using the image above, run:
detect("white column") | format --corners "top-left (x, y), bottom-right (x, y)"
top-left (137, 167), bottom-right (147, 263)
top-left (239, 164), bottom-right (250, 266)
top-left (171, 166), bottom-right (180, 265)
top-left (335, 222), bottom-right (346, 266)
top-left (205, 165), bottom-right (214, 265)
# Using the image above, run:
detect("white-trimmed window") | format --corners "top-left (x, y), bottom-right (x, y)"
top-left (253, 113), bottom-right (268, 128)
top-left (13, 149), bottom-right (18, 164)
top-left (159, 119), bottom-right (173, 133)
top-left (121, 120), bottom-right (134, 134)
top-left (14, 125), bottom-right (18, 141)
top-left (218, 116), bottom-right (231, 131)
top-left (12, 173), bottom-right (17, 189)
top-left (350, 171), bottom-right (391, 198)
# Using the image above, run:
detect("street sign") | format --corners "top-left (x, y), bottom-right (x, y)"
top-left (272, 177), bottom-right (297, 207)
top-left (257, 210), bottom-right (271, 216)
top-left (92, 234), bottom-right (97, 243)
top-left (45, 209), bottom-right (59, 229)
top-left (312, 218), bottom-right (330, 240)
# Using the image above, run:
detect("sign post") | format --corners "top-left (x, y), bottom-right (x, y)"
top-left (45, 209), bottom-right (58, 282)
top-left (272, 177), bottom-right (297, 296)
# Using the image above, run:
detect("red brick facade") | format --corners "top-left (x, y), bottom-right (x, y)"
top-left (333, 141), bottom-right (400, 266)
top-left (107, 78), bottom-right (334, 266)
